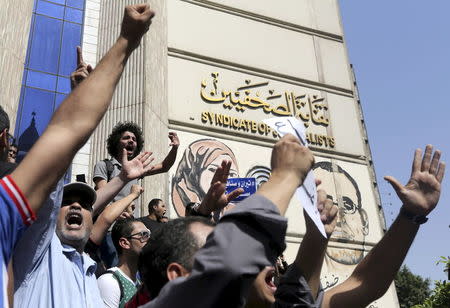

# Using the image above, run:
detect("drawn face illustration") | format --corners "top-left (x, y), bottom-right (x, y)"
top-left (171, 139), bottom-right (239, 216)
top-left (313, 162), bottom-right (368, 265)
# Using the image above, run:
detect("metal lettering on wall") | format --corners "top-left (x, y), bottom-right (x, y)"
top-left (199, 72), bottom-right (335, 148)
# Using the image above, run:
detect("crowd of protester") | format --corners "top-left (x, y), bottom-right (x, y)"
top-left (0, 3), bottom-right (446, 308)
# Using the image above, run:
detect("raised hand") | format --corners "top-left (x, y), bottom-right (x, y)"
top-left (317, 189), bottom-right (338, 238)
top-left (384, 145), bottom-right (445, 216)
top-left (271, 134), bottom-right (314, 187)
top-left (168, 132), bottom-right (180, 147)
top-left (120, 4), bottom-right (155, 49)
top-left (70, 46), bottom-right (93, 89)
top-left (120, 149), bottom-right (155, 181)
top-left (198, 160), bottom-right (243, 215)
top-left (130, 184), bottom-right (144, 198)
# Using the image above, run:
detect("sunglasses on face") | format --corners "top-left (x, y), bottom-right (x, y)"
top-left (127, 230), bottom-right (151, 243)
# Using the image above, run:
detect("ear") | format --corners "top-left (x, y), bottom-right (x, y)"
top-left (166, 263), bottom-right (189, 281)
top-left (119, 237), bottom-right (131, 250)
top-left (0, 128), bottom-right (7, 148)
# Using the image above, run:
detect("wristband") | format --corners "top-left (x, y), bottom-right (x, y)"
top-left (400, 207), bottom-right (428, 225)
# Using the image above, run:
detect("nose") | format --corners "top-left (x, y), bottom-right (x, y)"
top-left (69, 203), bottom-right (82, 210)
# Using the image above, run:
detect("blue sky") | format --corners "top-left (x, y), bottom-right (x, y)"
top-left (339, 0), bottom-right (450, 282)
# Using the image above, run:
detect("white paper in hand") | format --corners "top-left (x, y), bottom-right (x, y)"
top-left (263, 117), bottom-right (326, 238)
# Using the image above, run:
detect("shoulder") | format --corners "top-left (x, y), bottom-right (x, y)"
top-left (98, 269), bottom-right (120, 288)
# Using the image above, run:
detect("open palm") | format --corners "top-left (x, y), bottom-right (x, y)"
top-left (121, 149), bottom-right (155, 181)
top-left (385, 145), bottom-right (445, 216)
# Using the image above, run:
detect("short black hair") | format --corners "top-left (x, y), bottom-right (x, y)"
top-left (106, 122), bottom-right (144, 159)
top-left (112, 217), bottom-right (140, 256)
top-left (147, 198), bottom-right (162, 214)
top-left (0, 106), bottom-right (10, 132)
top-left (139, 217), bottom-right (215, 297)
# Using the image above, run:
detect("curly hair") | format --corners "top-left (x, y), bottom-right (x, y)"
top-left (106, 122), bottom-right (144, 159)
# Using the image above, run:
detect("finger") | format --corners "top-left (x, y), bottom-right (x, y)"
top-left (429, 150), bottom-right (441, 175)
top-left (220, 160), bottom-right (231, 183)
top-left (411, 148), bottom-right (422, 177)
top-left (142, 155), bottom-right (155, 168)
top-left (210, 181), bottom-right (225, 199)
top-left (227, 188), bottom-right (244, 202)
top-left (134, 151), bottom-right (145, 161)
top-left (421, 145), bottom-right (433, 172)
top-left (210, 162), bottom-right (225, 184)
top-left (87, 64), bottom-right (93, 73)
top-left (436, 162), bottom-right (446, 182)
top-left (315, 179), bottom-right (322, 187)
top-left (121, 148), bottom-right (128, 163)
top-left (384, 176), bottom-right (404, 194)
top-left (316, 189), bottom-right (326, 211)
top-left (76, 46), bottom-right (84, 66)
top-left (328, 203), bottom-right (339, 223)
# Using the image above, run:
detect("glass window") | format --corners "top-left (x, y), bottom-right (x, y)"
top-left (26, 70), bottom-right (57, 92)
top-left (36, 0), bottom-right (64, 19)
top-left (17, 87), bottom-right (55, 139)
top-left (56, 76), bottom-right (70, 94)
top-left (55, 93), bottom-right (67, 109)
top-left (47, 0), bottom-right (66, 5)
top-left (66, 0), bottom-right (84, 10)
top-left (64, 7), bottom-right (83, 24)
top-left (59, 22), bottom-right (81, 76)
top-left (28, 15), bottom-right (63, 74)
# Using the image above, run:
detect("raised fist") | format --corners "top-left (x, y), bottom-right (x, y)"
top-left (168, 132), bottom-right (180, 147)
top-left (271, 134), bottom-right (314, 187)
top-left (130, 184), bottom-right (144, 198)
top-left (120, 4), bottom-right (155, 49)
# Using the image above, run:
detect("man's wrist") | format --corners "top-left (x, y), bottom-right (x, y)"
top-left (399, 206), bottom-right (428, 225)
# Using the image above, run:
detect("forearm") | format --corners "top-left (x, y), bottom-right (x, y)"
top-left (256, 171), bottom-right (299, 216)
top-left (295, 227), bottom-right (328, 298)
top-left (93, 173), bottom-right (129, 216)
top-left (90, 193), bottom-right (137, 244)
top-left (11, 36), bottom-right (134, 212)
top-left (352, 214), bottom-right (418, 299)
top-left (324, 213), bottom-right (419, 307)
top-left (148, 146), bottom-right (178, 175)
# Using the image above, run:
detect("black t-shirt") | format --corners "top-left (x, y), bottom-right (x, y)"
top-left (0, 161), bottom-right (17, 178)
top-left (138, 216), bottom-right (163, 235)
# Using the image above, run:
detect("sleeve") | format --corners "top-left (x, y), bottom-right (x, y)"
top-left (0, 176), bottom-right (35, 264)
top-left (97, 273), bottom-right (121, 308)
top-left (13, 178), bottom-right (64, 287)
top-left (93, 160), bottom-right (108, 181)
top-left (272, 264), bottom-right (324, 308)
top-left (144, 194), bottom-right (288, 308)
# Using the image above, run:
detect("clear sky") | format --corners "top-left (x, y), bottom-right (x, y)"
top-left (338, 0), bottom-right (450, 282)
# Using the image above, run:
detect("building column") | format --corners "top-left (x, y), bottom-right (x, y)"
top-left (0, 0), bottom-right (35, 129)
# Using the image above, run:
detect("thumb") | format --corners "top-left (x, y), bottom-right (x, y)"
top-left (121, 148), bottom-right (128, 164)
top-left (227, 188), bottom-right (244, 202)
top-left (384, 176), bottom-right (404, 194)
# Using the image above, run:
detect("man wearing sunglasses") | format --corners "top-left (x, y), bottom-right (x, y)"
top-left (98, 218), bottom-right (150, 308)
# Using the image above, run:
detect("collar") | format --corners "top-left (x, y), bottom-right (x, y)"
top-left (62, 244), bottom-right (97, 276)
top-left (110, 157), bottom-right (121, 166)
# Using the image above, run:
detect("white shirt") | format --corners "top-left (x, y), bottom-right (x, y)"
top-left (97, 267), bottom-right (135, 308)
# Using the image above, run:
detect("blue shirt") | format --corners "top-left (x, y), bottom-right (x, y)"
top-left (0, 175), bottom-right (35, 308)
top-left (13, 179), bottom-right (105, 308)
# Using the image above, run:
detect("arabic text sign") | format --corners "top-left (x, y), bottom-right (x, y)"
top-left (226, 177), bottom-right (257, 202)
top-left (263, 117), bottom-right (326, 238)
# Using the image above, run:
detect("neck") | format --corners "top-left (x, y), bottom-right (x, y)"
top-left (117, 255), bottom-right (138, 281)
top-left (147, 213), bottom-right (158, 221)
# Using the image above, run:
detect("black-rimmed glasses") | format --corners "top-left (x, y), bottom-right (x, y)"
top-left (127, 230), bottom-right (151, 243)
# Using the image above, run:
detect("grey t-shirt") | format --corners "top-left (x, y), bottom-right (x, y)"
top-left (93, 158), bottom-right (138, 203)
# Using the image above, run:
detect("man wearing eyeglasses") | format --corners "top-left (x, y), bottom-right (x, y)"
top-left (98, 218), bottom-right (150, 308)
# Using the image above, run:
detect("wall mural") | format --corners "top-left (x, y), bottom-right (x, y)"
top-left (169, 136), bottom-right (389, 306)
top-left (171, 139), bottom-right (239, 216)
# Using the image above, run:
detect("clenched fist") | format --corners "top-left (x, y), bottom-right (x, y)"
top-left (120, 4), bottom-right (155, 49)
top-left (271, 134), bottom-right (315, 187)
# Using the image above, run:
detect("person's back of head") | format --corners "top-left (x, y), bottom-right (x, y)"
top-left (139, 216), bottom-right (215, 297)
